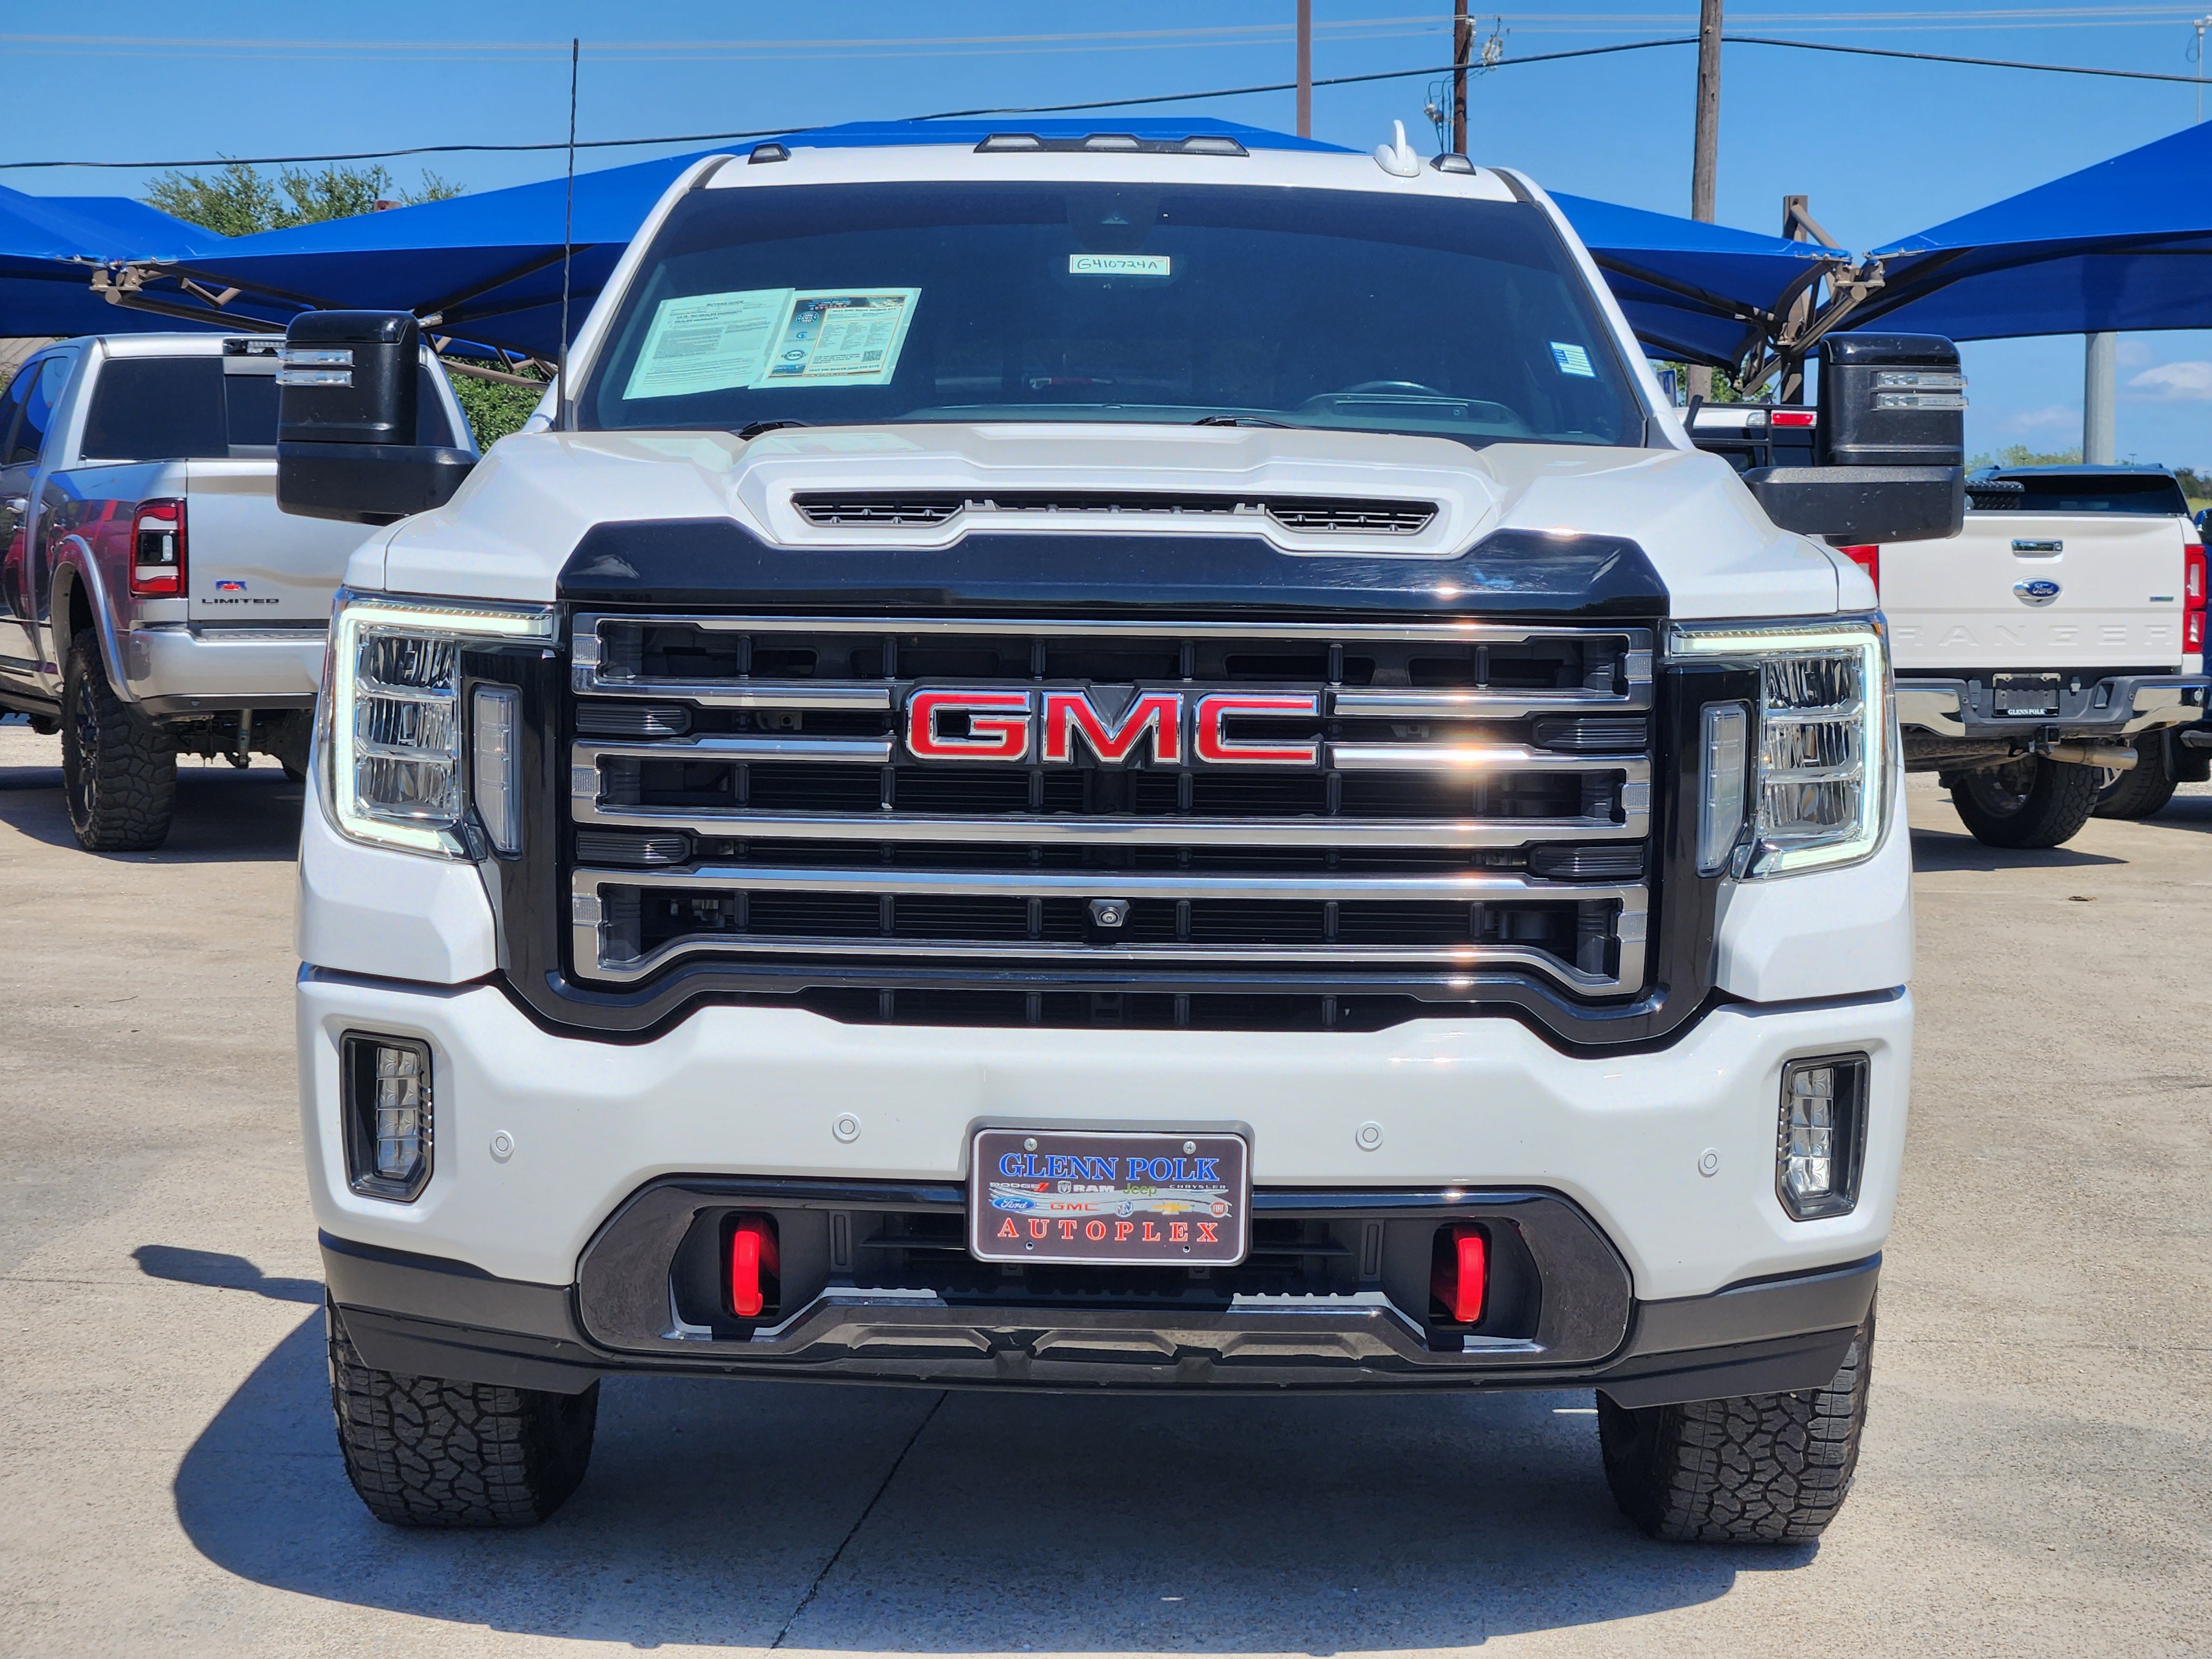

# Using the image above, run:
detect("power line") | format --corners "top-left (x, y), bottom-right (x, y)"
top-left (0, 33), bottom-right (2201, 174)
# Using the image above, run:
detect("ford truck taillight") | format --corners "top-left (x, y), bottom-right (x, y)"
top-left (2185, 543), bottom-right (2205, 654)
top-left (1838, 544), bottom-right (1880, 592)
top-left (130, 499), bottom-right (186, 597)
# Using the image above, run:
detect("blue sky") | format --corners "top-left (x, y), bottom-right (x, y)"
top-left (9, 2), bottom-right (2212, 466)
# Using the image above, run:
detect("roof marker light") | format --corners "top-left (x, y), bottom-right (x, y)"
top-left (1082, 133), bottom-right (1142, 150)
top-left (1178, 134), bottom-right (1248, 155)
top-left (1431, 153), bottom-right (1477, 174)
top-left (976, 133), bottom-right (1044, 152)
top-left (748, 142), bottom-right (790, 165)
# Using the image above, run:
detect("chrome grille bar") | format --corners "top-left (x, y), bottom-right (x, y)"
top-left (571, 868), bottom-right (1647, 989)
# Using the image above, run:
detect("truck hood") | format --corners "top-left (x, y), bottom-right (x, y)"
top-left (360, 424), bottom-right (1841, 619)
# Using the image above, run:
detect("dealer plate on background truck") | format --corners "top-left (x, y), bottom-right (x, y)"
top-left (285, 116), bottom-right (1949, 1545)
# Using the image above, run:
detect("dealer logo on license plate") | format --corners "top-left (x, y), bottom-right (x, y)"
top-left (968, 1128), bottom-right (1251, 1267)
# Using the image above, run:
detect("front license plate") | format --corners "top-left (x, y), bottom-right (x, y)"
top-left (969, 1128), bottom-right (1250, 1267)
top-left (1992, 673), bottom-right (2060, 716)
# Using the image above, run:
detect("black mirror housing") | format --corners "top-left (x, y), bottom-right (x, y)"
top-left (277, 311), bottom-right (476, 525)
top-left (1739, 333), bottom-right (1966, 545)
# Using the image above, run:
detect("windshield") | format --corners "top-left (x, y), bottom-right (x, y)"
top-left (1980, 472), bottom-right (2190, 517)
top-left (579, 179), bottom-right (1646, 447)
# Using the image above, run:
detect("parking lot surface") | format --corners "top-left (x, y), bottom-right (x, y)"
top-left (0, 721), bottom-right (2204, 1657)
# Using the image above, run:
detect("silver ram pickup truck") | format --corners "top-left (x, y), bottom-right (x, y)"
top-left (0, 332), bottom-right (472, 849)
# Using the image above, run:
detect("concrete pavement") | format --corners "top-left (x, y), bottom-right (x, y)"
top-left (0, 723), bottom-right (2204, 1656)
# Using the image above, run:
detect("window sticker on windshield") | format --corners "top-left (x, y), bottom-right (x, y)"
top-left (1550, 341), bottom-right (1595, 378)
top-left (756, 289), bottom-right (920, 387)
top-left (1069, 253), bottom-right (1171, 277)
top-left (624, 288), bottom-right (795, 400)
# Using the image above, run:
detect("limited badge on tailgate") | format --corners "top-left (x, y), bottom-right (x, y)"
top-left (969, 1128), bottom-right (1250, 1267)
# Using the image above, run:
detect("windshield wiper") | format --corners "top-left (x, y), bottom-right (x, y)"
top-left (737, 419), bottom-right (810, 441)
top-left (1192, 414), bottom-right (1290, 428)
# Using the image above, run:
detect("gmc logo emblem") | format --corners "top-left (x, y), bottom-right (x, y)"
top-left (905, 688), bottom-right (1321, 766)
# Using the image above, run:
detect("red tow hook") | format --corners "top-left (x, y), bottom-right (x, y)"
top-left (1432, 1224), bottom-right (1488, 1325)
top-left (729, 1214), bottom-right (781, 1318)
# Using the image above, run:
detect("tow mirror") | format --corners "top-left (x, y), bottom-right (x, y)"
top-left (1709, 333), bottom-right (1967, 545)
top-left (276, 311), bottom-right (476, 524)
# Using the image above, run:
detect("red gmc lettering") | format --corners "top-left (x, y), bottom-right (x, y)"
top-left (906, 689), bottom-right (1031, 761)
top-left (1041, 688), bottom-right (1181, 764)
top-left (1193, 692), bottom-right (1321, 766)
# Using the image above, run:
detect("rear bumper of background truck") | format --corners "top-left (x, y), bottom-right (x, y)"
top-left (1896, 672), bottom-right (2208, 740)
top-left (122, 622), bottom-right (324, 714)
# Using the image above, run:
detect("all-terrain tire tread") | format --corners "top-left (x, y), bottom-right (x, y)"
top-left (1598, 1311), bottom-right (1872, 1544)
top-left (325, 1295), bottom-right (597, 1528)
top-left (61, 631), bottom-right (174, 851)
top-left (1950, 759), bottom-right (2099, 848)
top-left (2093, 733), bottom-right (2179, 820)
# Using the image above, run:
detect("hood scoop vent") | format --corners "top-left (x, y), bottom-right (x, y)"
top-left (791, 490), bottom-right (1437, 536)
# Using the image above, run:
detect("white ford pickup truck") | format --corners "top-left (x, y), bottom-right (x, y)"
top-left (281, 121), bottom-right (1955, 1543)
top-left (1693, 406), bottom-right (2208, 847)
top-left (0, 332), bottom-right (473, 849)
top-left (1885, 465), bottom-right (2207, 840)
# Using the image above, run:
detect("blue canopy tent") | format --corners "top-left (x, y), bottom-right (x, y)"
top-left (0, 184), bottom-right (235, 337)
top-left (1853, 120), bottom-right (2212, 340)
top-left (1551, 191), bottom-right (1840, 371)
top-left (95, 117), bottom-right (1841, 375)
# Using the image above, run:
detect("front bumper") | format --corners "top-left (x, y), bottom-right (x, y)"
top-left (301, 967), bottom-right (1909, 1395)
top-left (122, 623), bottom-right (324, 715)
top-left (322, 1225), bottom-right (1879, 1407)
top-left (1896, 672), bottom-right (2207, 740)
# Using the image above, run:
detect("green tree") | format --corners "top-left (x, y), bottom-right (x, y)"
top-left (145, 161), bottom-right (461, 236)
top-left (1967, 444), bottom-right (2084, 470)
top-left (447, 362), bottom-right (550, 450)
top-left (1656, 361), bottom-right (1745, 405)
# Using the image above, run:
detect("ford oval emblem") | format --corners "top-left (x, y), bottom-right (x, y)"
top-left (2014, 578), bottom-right (2062, 607)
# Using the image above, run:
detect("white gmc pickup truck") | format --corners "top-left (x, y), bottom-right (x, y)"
top-left (281, 122), bottom-right (1953, 1543)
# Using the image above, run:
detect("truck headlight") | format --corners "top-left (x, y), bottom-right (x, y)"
top-left (322, 589), bottom-right (556, 858)
top-left (1668, 615), bottom-right (1892, 877)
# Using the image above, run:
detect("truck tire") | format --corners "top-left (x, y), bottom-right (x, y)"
top-left (326, 1295), bottom-right (598, 1527)
top-left (2093, 731), bottom-right (2179, 820)
top-left (61, 630), bottom-right (175, 852)
top-left (1949, 756), bottom-right (2099, 848)
top-left (1597, 1308), bottom-right (1872, 1543)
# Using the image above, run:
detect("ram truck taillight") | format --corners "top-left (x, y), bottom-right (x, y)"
top-left (1838, 545), bottom-right (1880, 593)
top-left (2185, 544), bottom-right (2205, 655)
top-left (130, 499), bottom-right (186, 597)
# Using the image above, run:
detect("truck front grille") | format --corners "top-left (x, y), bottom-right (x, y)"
top-left (565, 613), bottom-right (1656, 1024)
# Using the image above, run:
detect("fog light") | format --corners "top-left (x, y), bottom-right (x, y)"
top-left (1777, 1053), bottom-right (1868, 1220)
top-left (342, 1034), bottom-right (434, 1201)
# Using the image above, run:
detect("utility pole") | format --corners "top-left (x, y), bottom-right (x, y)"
top-left (1296, 0), bottom-right (1312, 138)
top-left (1453, 0), bottom-right (1471, 155)
top-left (1688, 0), bottom-right (1723, 401)
top-left (2085, 333), bottom-right (2117, 464)
top-left (2195, 15), bottom-right (2212, 122)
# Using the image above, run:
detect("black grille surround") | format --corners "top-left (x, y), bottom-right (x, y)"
top-left (568, 611), bottom-right (1657, 1022)
top-left (462, 520), bottom-right (1742, 1050)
